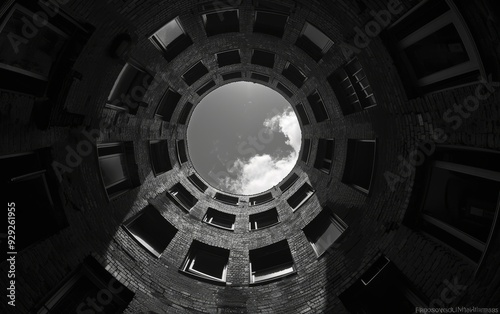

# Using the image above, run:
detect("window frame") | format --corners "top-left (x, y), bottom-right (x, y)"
top-left (96, 142), bottom-right (138, 201)
top-left (314, 139), bottom-right (334, 174)
top-left (419, 160), bottom-right (500, 268)
top-left (168, 183), bottom-right (198, 212)
top-left (304, 211), bottom-right (348, 258)
top-left (385, 0), bottom-right (485, 96)
top-left (180, 241), bottom-right (230, 283)
top-left (203, 208), bottom-right (236, 231)
top-left (249, 240), bottom-right (296, 284)
top-left (287, 182), bottom-right (315, 211)
top-left (342, 139), bottom-right (377, 194)
top-left (149, 17), bottom-right (193, 62)
top-left (149, 140), bottom-right (172, 176)
top-left (122, 205), bottom-right (177, 258)
top-left (202, 8), bottom-right (240, 37)
top-left (249, 208), bottom-right (280, 231)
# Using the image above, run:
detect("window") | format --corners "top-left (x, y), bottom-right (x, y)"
top-left (214, 192), bottom-right (239, 206)
top-left (301, 139), bottom-right (311, 163)
top-left (168, 183), bottom-right (198, 212)
top-left (149, 140), bottom-right (172, 176)
top-left (282, 62), bottom-right (307, 88)
top-left (106, 62), bottom-right (154, 115)
top-left (203, 9), bottom-right (239, 36)
top-left (181, 241), bottom-right (230, 283)
top-left (253, 11), bottom-right (288, 38)
top-left (314, 139), bottom-right (334, 174)
top-left (203, 208), bottom-right (236, 231)
top-left (279, 173), bottom-right (299, 192)
top-left (188, 173), bottom-right (208, 192)
top-left (295, 104), bottom-right (310, 126)
top-left (178, 102), bottom-right (194, 125)
top-left (328, 58), bottom-right (377, 115)
top-left (97, 142), bottom-right (140, 200)
top-left (249, 240), bottom-right (295, 284)
top-left (196, 80), bottom-right (216, 96)
top-left (303, 209), bottom-right (347, 257)
top-left (339, 256), bottom-right (427, 313)
top-left (0, 149), bottom-right (67, 254)
top-left (249, 192), bottom-right (274, 206)
top-left (123, 205), bottom-right (177, 257)
top-left (287, 182), bottom-right (315, 211)
top-left (342, 139), bottom-right (377, 194)
top-left (182, 61), bottom-right (209, 86)
top-left (276, 82), bottom-right (293, 98)
top-left (222, 72), bottom-right (242, 81)
top-left (149, 17), bottom-right (193, 62)
top-left (295, 22), bottom-right (333, 62)
top-left (176, 140), bottom-right (188, 164)
top-left (383, 0), bottom-right (484, 97)
top-left (249, 208), bottom-right (280, 230)
top-left (307, 90), bottom-right (329, 122)
top-left (414, 147), bottom-right (500, 264)
top-left (250, 73), bottom-right (270, 83)
top-left (0, 2), bottom-right (92, 97)
top-left (216, 49), bottom-right (241, 67)
top-left (154, 88), bottom-right (182, 122)
top-left (251, 50), bottom-right (275, 68)
top-left (36, 257), bottom-right (134, 313)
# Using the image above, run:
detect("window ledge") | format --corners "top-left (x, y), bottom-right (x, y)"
top-left (249, 270), bottom-right (297, 286)
top-left (178, 269), bottom-right (227, 286)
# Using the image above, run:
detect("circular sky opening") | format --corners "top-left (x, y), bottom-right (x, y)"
top-left (187, 81), bottom-right (302, 195)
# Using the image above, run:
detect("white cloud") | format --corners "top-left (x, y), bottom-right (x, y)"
top-left (222, 109), bottom-right (301, 194)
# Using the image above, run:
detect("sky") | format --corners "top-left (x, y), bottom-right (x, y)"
top-left (187, 82), bottom-right (301, 195)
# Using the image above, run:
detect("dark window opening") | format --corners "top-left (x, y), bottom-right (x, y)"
top-left (328, 58), bottom-right (376, 116)
top-left (287, 182), bottom-right (315, 211)
top-left (203, 208), bottom-right (236, 231)
top-left (217, 50), bottom-right (241, 67)
top-left (176, 140), bottom-right (188, 164)
top-left (314, 139), bottom-right (334, 174)
top-left (150, 17), bottom-right (193, 62)
top-left (295, 104), bottom-right (310, 126)
top-left (149, 140), bottom-right (172, 176)
top-left (301, 139), bottom-right (311, 163)
top-left (36, 257), bottom-right (134, 313)
top-left (0, 2), bottom-right (93, 129)
top-left (203, 10), bottom-right (239, 36)
top-left (303, 209), bottom-right (347, 257)
top-left (155, 88), bottom-right (182, 122)
top-left (251, 50), bottom-right (275, 68)
top-left (251, 73), bottom-right (270, 83)
top-left (182, 61), bottom-right (209, 86)
top-left (188, 173), bottom-right (208, 192)
top-left (123, 205), bottom-right (177, 257)
top-left (282, 62), bottom-right (307, 88)
top-left (276, 82), bottom-right (293, 98)
top-left (249, 192), bottom-right (274, 206)
top-left (168, 183), bottom-right (198, 212)
top-left (307, 90), bottom-right (329, 122)
top-left (253, 11), bottom-right (288, 38)
top-left (181, 240), bottom-right (230, 283)
top-left (249, 208), bottom-right (280, 230)
top-left (342, 139), bottom-right (376, 194)
top-left (249, 240), bottom-right (295, 284)
top-left (107, 62), bottom-right (154, 115)
top-left (410, 147), bottom-right (500, 263)
top-left (222, 72), bottom-right (243, 81)
top-left (197, 80), bottom-right (216, 96)
top-left (280, 173), bottom-right (299, 192)
top-left (295, 22), bottom-right (333, 62)
top-left (214, 192), bottom-right (239, 206)
top-left (97, 142), bottom-right (140, 200)
top-left (178, 102), bottom-right (194, 125)
top-left (339, 256), bottom-right (427, 313)
top-left (0, 149), bottom-right (67, 255)
top-left (381, 0), bottom-right (483, 97)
